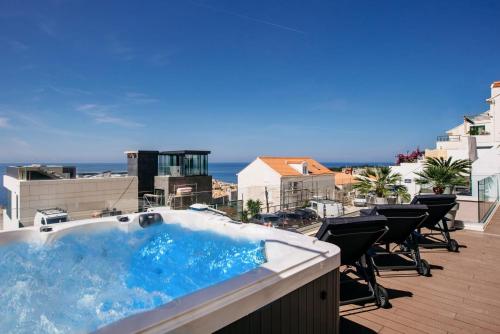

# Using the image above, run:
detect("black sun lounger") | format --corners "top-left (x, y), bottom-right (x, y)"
top-left (360, 205), bottom-right (431, 276)
top-left (410, 194), bottom-right (459, 252)
top-left (316, 215), bottom-right (390, 308)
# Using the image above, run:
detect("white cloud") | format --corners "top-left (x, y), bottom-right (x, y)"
top-left (47, 84), bottom-right (92, 96)
top-left (0, 117), bottom-right (10, 128)
top-left (39, 21), bottom-right (56, 37)
top-left (109, 37), bottom-right (135, 61)
top-left (76, 104), bottom-right (98, 111)
top-left (76, 104), bottom-right (144, 128)
top-left (9, 40), bottom-right (28, 51)
top-left (90, 113), bottom-right (144, 128)
top-left (125, 92), bottom-right (159, 104)
top-left (11, 138), bottom-right (30, 148)
top-left (149, 53), bottom-right (170, 66)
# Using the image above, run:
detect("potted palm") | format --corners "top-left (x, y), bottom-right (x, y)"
top-left (415, 157), bottom-right (471, 194)
top-left (415, 157), bottom-right (470, 229)
top-left (353, 167), bottom-right (410, 205)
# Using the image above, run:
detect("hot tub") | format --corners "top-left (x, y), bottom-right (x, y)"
top-left (0, 207), bottom-right (340, 334)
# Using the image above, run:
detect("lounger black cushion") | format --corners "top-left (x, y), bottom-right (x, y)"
top-left (316, 216), bottom-right (388, 265)
top-left (410, 195), bottom-right (456, 230)
top-left (363, 204), bottom-right (429, 244)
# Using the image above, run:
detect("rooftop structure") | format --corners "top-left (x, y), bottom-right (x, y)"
top-left (6, 165), bottom-right (76, 180)
top-left (126, 150), bottom-right (213, 210)
top-left (2, 164), bottom-right (138, 230)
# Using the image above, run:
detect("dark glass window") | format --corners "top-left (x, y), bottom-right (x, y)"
top-left (469, 125), bottom-right (486, 135)
top-left (158, 153), bottom-right (208, 176)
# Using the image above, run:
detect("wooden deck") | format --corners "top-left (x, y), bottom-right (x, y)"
top-left (340, 205), bottom-right (500, 334)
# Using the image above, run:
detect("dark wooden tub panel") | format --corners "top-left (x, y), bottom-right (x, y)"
top-left (214, 269), bottom-right (339, 334)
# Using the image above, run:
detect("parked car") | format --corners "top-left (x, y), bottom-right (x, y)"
top-left (294, 208), bottom-right (318, 222)
top-left (353, 195), bottom-right (367, 207)
top-left (276, 211), bottom-right (304, 228)
top-left (249, 213), bottom-right (281, 226)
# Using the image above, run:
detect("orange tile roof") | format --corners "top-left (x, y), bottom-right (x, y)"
top-left (333, 172), bottom-right (359, 185)
top-left (259, 156), bottom-right (334, 176)
top-left (492, 81), bottom-right (500, 88)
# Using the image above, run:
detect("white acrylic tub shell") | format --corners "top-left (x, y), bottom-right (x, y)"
top-left (0, 208), bottom-right (340, 334)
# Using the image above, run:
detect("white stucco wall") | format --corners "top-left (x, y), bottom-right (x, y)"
top-left (492, 86), bottom-right (500, 143)
top-left (237, 159), bottom-right (282, 209)
top-left (2, 175), bottom-right (138, 229)
top-left (391, 162), bottom-right (424, 198)
top-left (470, 146), bottom-right (500, 198)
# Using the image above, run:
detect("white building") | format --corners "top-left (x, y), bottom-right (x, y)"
top-left (237, 157), bottom-right (335, 212)
top-left (390, 82), bottom-right (500, 228)
top-left (2, 165), bottom-right (138, 230)
top-left (392, 81), bottom-right (500, 200)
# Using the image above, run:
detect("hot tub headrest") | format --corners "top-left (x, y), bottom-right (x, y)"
top-left (139, 213), bottom-right (163, 228)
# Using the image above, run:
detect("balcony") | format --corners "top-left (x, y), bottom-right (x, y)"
top-left (436, 135), bottom-right (461, 142)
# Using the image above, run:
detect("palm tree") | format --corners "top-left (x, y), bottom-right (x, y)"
top-left (353, 167), bottom-right (410, 203)
top-left (415, 157), bottom-right (471, 194)
top-left (246, 199), bottom-right (262, 217)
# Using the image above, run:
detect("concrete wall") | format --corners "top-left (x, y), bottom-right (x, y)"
top-left (3, 175), bottom-right (138, 229)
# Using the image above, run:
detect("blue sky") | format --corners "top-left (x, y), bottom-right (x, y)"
top-left (1, 0), bottom-right (499, 163)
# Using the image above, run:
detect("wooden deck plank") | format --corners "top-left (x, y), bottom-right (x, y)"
top-left (340, 205), bottom-right (500, 333)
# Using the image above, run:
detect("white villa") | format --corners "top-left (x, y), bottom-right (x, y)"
top-left (237, 156), bottom-right (335, 212)
top-left (392, 81), bottom-right (500, 227)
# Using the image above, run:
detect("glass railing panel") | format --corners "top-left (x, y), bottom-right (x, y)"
top-left (478, 174), bottom-right (499, 224)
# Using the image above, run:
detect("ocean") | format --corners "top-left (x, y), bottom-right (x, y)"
top-left (0, 161), bottom-right (390, 207)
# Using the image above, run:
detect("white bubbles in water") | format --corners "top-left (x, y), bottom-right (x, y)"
top-left (0, 224), bottom-right (265, 333)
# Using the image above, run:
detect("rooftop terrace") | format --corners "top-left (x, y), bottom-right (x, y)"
top-left (340, 205), bottom-right (500, 333)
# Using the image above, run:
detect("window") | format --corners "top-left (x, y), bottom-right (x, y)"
top-left (469, 125), bottom-right (486, 135)
top-left (184, 154), bottom-right (208, 176)
top-left (158, 154), bottom-right (181, 176)
top-left (158, 153), bottom-right (208, 176)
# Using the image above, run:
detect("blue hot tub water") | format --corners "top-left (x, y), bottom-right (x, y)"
top-left (0, 222), bottom-right (266, 334)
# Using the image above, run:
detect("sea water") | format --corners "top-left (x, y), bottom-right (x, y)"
top-left (0, 223), bottom-right (266, 333)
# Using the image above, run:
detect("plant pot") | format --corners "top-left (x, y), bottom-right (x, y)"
top-left (374, 197), bottom-right (388, 205)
